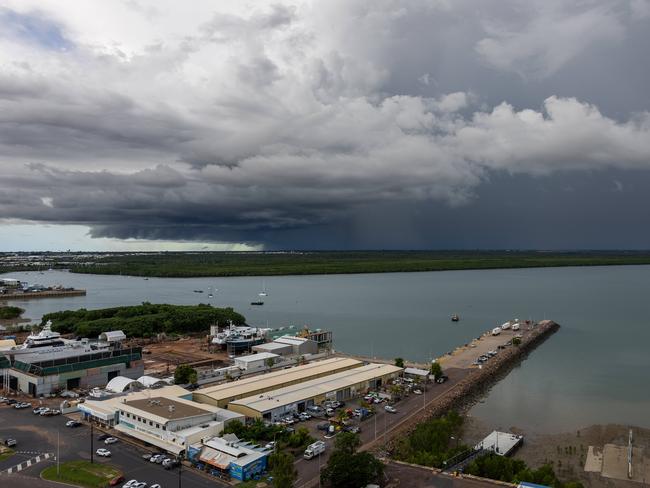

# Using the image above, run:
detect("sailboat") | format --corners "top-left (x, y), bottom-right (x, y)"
top-left (258, 280), bottom-right (268, 297)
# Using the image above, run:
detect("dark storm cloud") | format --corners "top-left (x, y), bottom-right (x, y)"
top-left (1, 1), bottom-right (650, 248)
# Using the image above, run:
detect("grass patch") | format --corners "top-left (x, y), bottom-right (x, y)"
top-left (42, 460), bottom-right (121, 488)
top-left (0, 447), bottom-right (15, 461)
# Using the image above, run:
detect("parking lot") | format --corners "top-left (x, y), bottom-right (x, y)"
top-left (0, 402), bottom-right (225, 488)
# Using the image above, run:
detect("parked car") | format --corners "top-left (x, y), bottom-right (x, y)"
top-left (4, 438), bottom-right (17, 447)
top-left (384, 405), bottom-right (397, 414)
top-left (343, 425), bottom-right (361, 434)
top-left (122, 479), bottom-right (139, 488)
top-left (97, 433), bottom-right (111, 441)
top-left (155, 456), bottom-right (167, 464)
top-left (109, 475), bottom-right (125, 486)
top-left (149, 454), bottom-right (163, 463)
top-left (66, 420), bottom-right (82, 428)
top-left (435, 375), bottom-right (449, 384)
top-left (104, 437), bottom-right (118, 445)
top-left (264, 441), bottom-right (276, 450)
top-left (96, 448), bottom-right (111, 457)
top-left (298, 412), bottom-right (311, 421)
top-left (32, 407), bottom-right (46, 415)
top-left (317, 422), bottom-right (330, 431)
top-left (163, 458), bottom-right (180, 470)
top-left (150, 484), bottom-right (161, 488)
top-left (38, 408), bottom-right (52, 416)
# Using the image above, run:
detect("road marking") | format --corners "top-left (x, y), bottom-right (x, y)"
top-left (6, 453), bottom-right (52, 474)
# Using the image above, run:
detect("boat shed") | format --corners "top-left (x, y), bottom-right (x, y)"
top-left (251, 341), bottom-right (294, 356)
top-left (403, 367), bottom-right (430, 380)
top-left (137, 375), bottom-right (170, 388)
top-left (193, 357), bottom-right (362, 408)
top-left (189, 434), bottom-right (268, 482)
top-left (273, 335), bottom-right (318, 356)
top-left (229, 363), bottom-right (402, 420)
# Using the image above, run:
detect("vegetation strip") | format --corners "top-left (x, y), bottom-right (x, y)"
top-left (41, 460), bottom-right (121, 488)
top-left (4, 251), bottom-right (650, 277)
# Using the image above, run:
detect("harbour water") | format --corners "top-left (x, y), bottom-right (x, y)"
top-left (2, 265), bottom-right (649, 433)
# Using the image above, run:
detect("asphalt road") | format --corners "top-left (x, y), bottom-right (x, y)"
top-left (0, 404), bottom-right (225, 488)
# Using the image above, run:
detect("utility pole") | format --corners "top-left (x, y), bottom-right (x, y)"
top-left (178, 455), bottom-right (182, 488)
top-left (57, 429), bottom-right (60, 475)
top-left (90, 423), bottom-right (94, 464)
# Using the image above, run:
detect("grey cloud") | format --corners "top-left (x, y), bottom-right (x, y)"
top-left (0, 1), bottom-right (649, 248)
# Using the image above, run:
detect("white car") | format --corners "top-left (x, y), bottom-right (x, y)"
top-left (122, 480), bottom-right (139, 488)
top-left (384, 405), bottom-right (397, 413)
top-left (413, 389), bottom-right (422, 395)
top-left (96, 448), bottom-right (111, 457)
top-left (39, 408), bottom-right (52, 416)
top-left (264, 441), bottom-right (276, 450)
top-left (104, 437), bottom-right (118, 444)
top-left (150, 484), bottom-right (161, 488)
top-left (149, 454), bottom-right (163, 463)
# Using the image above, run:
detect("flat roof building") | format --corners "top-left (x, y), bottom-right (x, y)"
top-left (229, 363), bottom-right (402, 420)
top-left (193, 357), bottom-right (362, 408)
top-left (251, 342), bottom-right (293, 356)
top-left (234, 352), bottom-right (280, 372)
top-left (189, 434), bottom-right (268, 482)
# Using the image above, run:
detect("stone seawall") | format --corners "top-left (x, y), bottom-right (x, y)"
top-left (374, 320), bottom-right (560, 453)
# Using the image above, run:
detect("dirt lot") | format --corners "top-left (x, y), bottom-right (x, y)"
top-left (138, 337), bottom-right (228, 376)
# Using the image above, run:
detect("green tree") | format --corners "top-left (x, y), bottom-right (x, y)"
top-left (430, 361), bottom-right (443, 380)
top-left (321, 433), bottom-right (384, 488)
top-left (174, 364), bottom-right (197, 384)
top-left (512, 337), bottom-right (522, 346)
top-left (394, 357), bottom-right (405, 368)
top-left (269, 451), bottom-right (297, 488)
top-left (265, 356), bottom-right (276, 369)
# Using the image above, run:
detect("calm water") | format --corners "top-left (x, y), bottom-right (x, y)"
top-left (2, 266), bottom-right (649, 432)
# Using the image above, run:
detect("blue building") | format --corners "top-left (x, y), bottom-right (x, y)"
top-left (190, 434), bottom-right (268, 482)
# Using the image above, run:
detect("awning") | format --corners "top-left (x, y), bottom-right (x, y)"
top-left (200, 447), bottom-right (234, 469)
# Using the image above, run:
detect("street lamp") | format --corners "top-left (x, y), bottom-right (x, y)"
top-left (90, 423), bottom-right (94, 464)
top-left (177, 454), bottom-right (182, 488)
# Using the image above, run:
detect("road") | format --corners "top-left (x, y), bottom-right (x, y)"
top-left (0, 404), bottom-right (224, 487)
top-left (295, 367), bottom-right (471, 487)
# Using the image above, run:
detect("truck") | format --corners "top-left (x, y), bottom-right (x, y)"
top-left (303, 440), bottom-right (326, 459)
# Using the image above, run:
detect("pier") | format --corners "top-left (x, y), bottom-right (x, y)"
top-left (361, 320), bottom-right (560, 452)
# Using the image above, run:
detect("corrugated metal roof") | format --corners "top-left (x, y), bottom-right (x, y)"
top-left (194, 357), bottom-right (362, 401)
top-left (230, 363), bottom-right (402, 413)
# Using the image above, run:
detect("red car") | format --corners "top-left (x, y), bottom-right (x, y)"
top-left (109, 475), bottom-right (125, 486)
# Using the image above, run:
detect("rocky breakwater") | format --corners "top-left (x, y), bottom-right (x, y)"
top-left (378, 320), bottom-right (560, 454)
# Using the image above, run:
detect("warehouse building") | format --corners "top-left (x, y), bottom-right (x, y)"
top-left (273, 335), bottom-right (319, 355)
top-left (250, 341), bottom-right (293, 356)
top-left (234, 352), bottom-right (280, 372)
top-left (193, 357), bottom-right (362, 408)
top-left (229, 363), bottom-right (402, 420)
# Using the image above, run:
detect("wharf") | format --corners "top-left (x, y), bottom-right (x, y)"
top-left (364, 320), bottom-right (560, 452)
top-left (1, 289), bottom-right (86, 300)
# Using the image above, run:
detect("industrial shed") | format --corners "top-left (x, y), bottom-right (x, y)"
top-left (228, 363), bottom-right (402, 420)
top-left (193, 357), bottom-right (362, 408)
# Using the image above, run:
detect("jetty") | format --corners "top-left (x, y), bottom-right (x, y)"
top-left (359, 319), bottom-right (560, 452)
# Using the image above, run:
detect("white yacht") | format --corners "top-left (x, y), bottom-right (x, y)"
top-left (5, 321), bottom-right (112, 364)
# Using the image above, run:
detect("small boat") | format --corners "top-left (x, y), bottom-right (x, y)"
top-left (258, 281), bottom-right (268, 297)
top-left (451, 314), bottom-right (460, 322)
top-left (193, 290), bottom-right (204, 293)
top-left (208, 294), bottom-right (213, 298)
top-left (251, 300), bottom-right (264, 306)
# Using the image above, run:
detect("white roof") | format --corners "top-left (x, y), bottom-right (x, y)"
top-left (99, 330), bottom-right (126, 342)
top-left (137, 375), bottom-right (169, 388)
top-left (254, 342), bottom-right (292, 352)
top-left (231, 363), bottom-right (402, 413)
top-left (235, 352), bottom-right (279, 363)
top-left (404, 367), bottom-right (429, 377)
top-left (274, 336), bottom-right (308, 346)
top-left (106, 376), bottom-right (144, 393)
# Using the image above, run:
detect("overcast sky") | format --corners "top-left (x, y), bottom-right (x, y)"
top-left (1, 0), bottom-right (650, 251)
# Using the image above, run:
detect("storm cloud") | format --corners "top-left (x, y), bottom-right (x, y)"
top-left (1, 0), bottom-right (650, 249)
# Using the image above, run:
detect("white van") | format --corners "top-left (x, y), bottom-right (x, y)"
top-left (512, 323), bottom-right (520, 331)
top-left (304, 441), bottom-right (326, 459)
top-left (491, 327), bottom-right (501, 336)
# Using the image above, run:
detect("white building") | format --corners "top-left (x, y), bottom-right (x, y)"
top-left (234, 352), bottom-right (280, 372)
top-left (273, 335), bottom-right (318, 356)
top-left (114, 395), bottom-right (243, 455)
